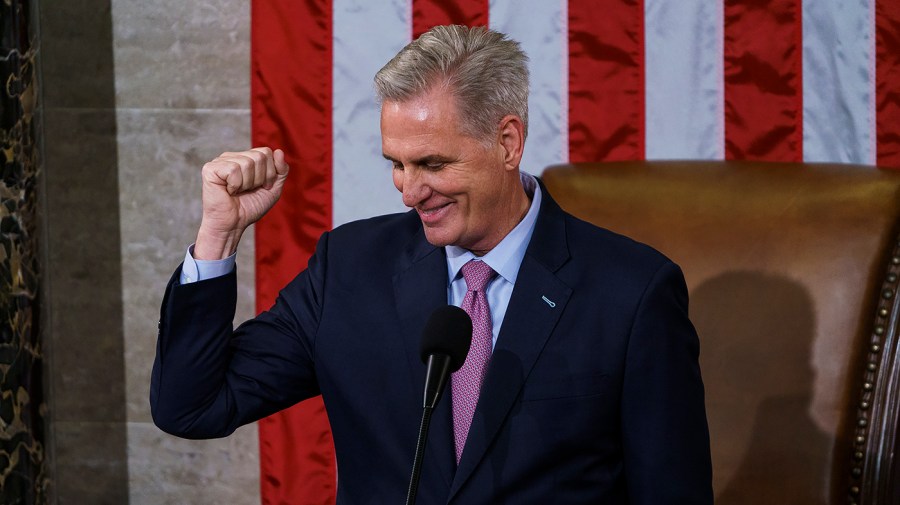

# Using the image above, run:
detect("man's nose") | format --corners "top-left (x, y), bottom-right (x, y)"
top-left (401, 168), bottom-right (430, 207)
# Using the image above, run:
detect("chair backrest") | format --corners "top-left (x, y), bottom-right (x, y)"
top-left (541, 161), bottom-right (900, 504)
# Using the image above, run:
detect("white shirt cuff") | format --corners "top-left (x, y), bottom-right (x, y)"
top-left (180, 244), bottom-right (236, 284)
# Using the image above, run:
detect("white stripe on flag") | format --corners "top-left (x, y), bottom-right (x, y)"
top-left (645, 0), bottom-right (723, 160)
top-left (802, 0), bottom-right (876, 165)
top-left (332, 0), bottom-right (411, 227)
top-left (490, 0), bottom-right (569, 174)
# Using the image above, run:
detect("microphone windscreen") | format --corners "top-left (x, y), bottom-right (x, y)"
top-left (419, 305), bottom-right (472, 372)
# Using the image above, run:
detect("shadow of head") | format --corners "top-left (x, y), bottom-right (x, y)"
top-left (692, 271), bottom-right (829, 503)
top-left (693, 270), bottom-right (815, 395)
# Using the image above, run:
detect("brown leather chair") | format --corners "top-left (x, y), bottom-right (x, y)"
top-left (541, 161), bottom-right (900, 504)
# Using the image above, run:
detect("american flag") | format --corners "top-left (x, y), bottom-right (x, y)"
top-left (250, 0), bottom-right (900, 503)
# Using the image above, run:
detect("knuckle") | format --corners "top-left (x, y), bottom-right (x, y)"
top-left (244, 151), bottom-right (266, 170)
top-left (244, 150), bottom-right (265, 163)
top-left (203, 159), bottom-right (229, 173)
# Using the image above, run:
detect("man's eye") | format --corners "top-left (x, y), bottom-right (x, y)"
top-left (392, 162), bottom-right (403, 171)
top-left (425, 162), bottom-right (444, 170)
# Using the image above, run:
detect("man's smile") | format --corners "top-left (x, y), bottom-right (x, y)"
top-left (417, 201), bottom-right (454, 225)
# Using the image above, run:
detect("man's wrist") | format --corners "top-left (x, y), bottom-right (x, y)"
top-left (194, 226), bottom-right (243, 260)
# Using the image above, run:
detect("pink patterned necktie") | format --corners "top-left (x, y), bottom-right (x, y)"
top-left (452, 260), bottom-right (497, 464)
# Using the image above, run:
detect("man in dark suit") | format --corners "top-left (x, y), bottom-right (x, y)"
top-left (151, 25), bottom-right (712, 503)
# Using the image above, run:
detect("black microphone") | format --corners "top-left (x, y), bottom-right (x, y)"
top-left (406, 306), bottom-right (472, 505)
top-left (420, 305), bottom-right (472, 409)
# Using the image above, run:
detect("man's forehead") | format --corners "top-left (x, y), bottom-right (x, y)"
top-left (381, 98), bottom-right (436, 123)
top-left (381, 129), bottom-right (451, 160)
top-left (381, 94), bottom-right (463, 137)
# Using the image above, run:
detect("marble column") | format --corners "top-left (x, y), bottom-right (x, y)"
top-left (35, 0), bottom-right (258, 502)
top-left (0, 0), bottom-right (48, 502)
top-left (110, 1), bottom-right (259, 501)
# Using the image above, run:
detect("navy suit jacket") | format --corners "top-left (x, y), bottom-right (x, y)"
top-left (151, 186), bottom-right (713, 504)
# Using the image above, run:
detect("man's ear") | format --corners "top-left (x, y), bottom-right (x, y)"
top-left (497, 115), bottom-right (525, 171)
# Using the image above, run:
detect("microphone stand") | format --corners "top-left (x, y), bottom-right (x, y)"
top-left (405, 404), bottom-right (434, 505)
top-left (405, 354), bottom-right (452, 505)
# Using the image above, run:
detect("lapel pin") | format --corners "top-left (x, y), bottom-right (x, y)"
top-left (541, 295), bottom-right (556, 308)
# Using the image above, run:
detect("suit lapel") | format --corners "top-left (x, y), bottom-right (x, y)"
top-left (448, 187), bottom-right (573, 499)
top-left (392, 225), bottom-right (456, 489)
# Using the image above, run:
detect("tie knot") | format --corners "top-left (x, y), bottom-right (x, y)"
top-left (461, 260), bottom-right (496, 292)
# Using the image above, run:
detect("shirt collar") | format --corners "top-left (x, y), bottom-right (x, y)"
top-left (446, 172), bottom-right (542, 285)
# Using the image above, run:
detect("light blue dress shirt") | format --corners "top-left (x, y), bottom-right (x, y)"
top-left (444, 174), bottom-right (540, 348)
top-left (181, 173), bottom-right (542, 349)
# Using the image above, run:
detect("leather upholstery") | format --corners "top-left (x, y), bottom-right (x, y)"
top-left (542, 161), bottom-right (900, 504)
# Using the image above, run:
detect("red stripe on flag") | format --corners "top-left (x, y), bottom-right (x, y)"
top-left (251, 1), bottom-right (336, 504)
top-left (876, 0), bottom-right (900, 169)
top-left (723, 0), bottom-right (803, 161)
top-left (412, 0), bottom-right (489, 39)
top-left (568, 0), bottom-right (645, 162)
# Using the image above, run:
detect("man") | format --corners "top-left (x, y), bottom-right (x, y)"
top-left (152, 25), bottom-right (712, 503)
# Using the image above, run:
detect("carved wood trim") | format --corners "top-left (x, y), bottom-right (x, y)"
top-left (856, 232), bottom-right (900, 504)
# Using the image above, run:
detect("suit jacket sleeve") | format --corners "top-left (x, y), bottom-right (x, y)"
top-left (622, 261), bottom-right (713, 504)
top-left (150, 232), bottom-right (331, 439)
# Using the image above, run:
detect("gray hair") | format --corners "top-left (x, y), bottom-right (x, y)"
top-left (374, 25), bottom-right (529, 143)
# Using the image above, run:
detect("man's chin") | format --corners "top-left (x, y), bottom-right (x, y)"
top-left (421, 227), bottom-right (455, 248)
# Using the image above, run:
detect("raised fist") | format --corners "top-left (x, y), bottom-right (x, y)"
top-left (194, 147), bottom-right (290, 260)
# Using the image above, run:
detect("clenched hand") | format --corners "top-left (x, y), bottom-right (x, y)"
top-left (194, 147), bottom-right (290, 260)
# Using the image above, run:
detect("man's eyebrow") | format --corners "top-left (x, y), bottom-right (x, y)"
top-left (382, 154), bottom-right (449, 165)
top-left (416, 155), bottom-right (448, 164)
